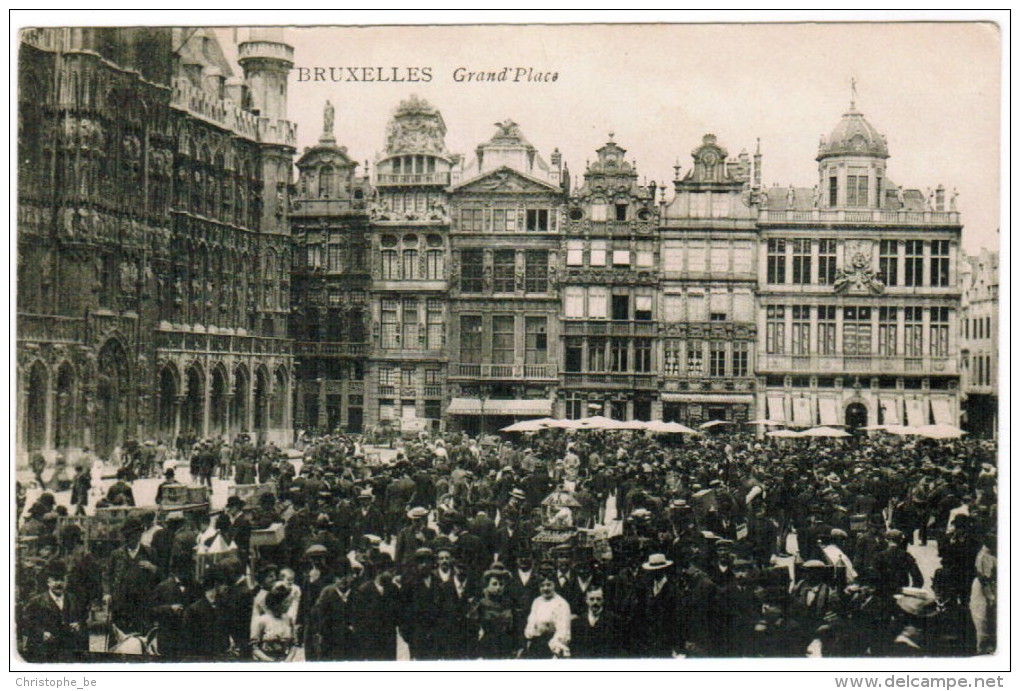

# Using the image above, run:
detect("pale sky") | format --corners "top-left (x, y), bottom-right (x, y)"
top-left (209, 22), bottom-right (1000, 253)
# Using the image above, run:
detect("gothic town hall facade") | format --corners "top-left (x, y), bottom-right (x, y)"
top-left (17, 28), bottom-right (967, 462)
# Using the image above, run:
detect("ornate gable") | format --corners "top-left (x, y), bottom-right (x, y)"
top-left (452, 166), bottom-right (561, 196)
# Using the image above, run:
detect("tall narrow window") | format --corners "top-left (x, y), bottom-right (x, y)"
top-left (426, 249), bottom-right (444, 280)
top-left (610, 339), bottom-right (629, 372)
top-left (492, 315), bottom-right (515, 364)
top-left (635, 339), bottom-right (653, 372)
top-left (829, 176), bottom-right (838, 207)
top-left (930, 240), bottom-right (950, 287)
top-left (879, 306), bottom-right (898, 356)
top-left (904, 306), bottom-right (923, 357)
top-left (380, 250), bottom-right (398, 280)
top-left (381, 299), bottom-right (399, 348)
top-left (635, 295), bottom-right (653, 321)
top-left (847, 172), bottom-right (869, 207)
top-left (792, 239), bottom-right (811, 284)
top-left (588, 287), bottom-right (608, 319)
top-left (686, 340), bottom-right (704, 376)
top-left (792, 305), bottom-right (810, 355)
top-left (319, 166), bottom-right (335, 198)
top-left (663, 340), bottom-right (681, 376)
top-left (731, 341), bottom-right (749, 377)
top-left (402, 299), bottom-right (419, 349)
top-left (818, 239), bottom-right (837, 285)
top-left (402, 249), bottom-right (419, 280)
top-left (460, 249), bottom-right (484, 293)
top-left (904, 240), bottom-right (924, 287)
top-left (587, 339), bottom-right (606, 371)
top-left (843, 306), bottom-right (872, 355)
top-left (564, 338), bottom-right (583, 372)
top-left (525, 250), bottom-right (548, 292)
top-left (460, 316), bottom-right (483, 364)
top-left (611, 294), bottom-right (630, 321)
top-left (766, 305), bottom-right (785, 354)
top-left (880, 240), bottom-right (898, 287)
top-left (929, 307), bottom-right (949, 357)
top-left (709, 342), bottom-right (727, 376)
top-left (493, 250), bottom-right (516, 292)
top-left (426, 299), bottom-right (443, 349)
top-left (564, 286), bottom-right (584, 318)
top-left (525, 316), bottom-right (548, 365)
top-left (590, 240), bottom-right (607, 266)
top-left (818, 305), bottom-right (836, 355)
top-left (767, 239), bottom-right (786, 284)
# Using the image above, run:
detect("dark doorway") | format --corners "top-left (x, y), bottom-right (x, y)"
top-left (845, 402), bottom-right (868, 430)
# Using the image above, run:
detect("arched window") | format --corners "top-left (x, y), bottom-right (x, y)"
top-left (319, 165), bottom-right (335, 198)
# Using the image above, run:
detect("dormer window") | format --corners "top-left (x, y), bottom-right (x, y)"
top-left (319, 165), bottom-right (335, 198)
top-left (615, 204), bottom-right (627, 221)
top-left (847, 169), bottom-right (868, 207)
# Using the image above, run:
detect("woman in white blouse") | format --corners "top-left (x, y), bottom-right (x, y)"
top-left (524, 572), bottom-right (572, 658)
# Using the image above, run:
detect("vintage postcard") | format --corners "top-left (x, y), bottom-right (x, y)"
top-left (11, 13), bottom-right (1005, 678)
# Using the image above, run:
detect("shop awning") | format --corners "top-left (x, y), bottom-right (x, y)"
top-left (879, 397), bottom-right (901, 425)
top-left (446, 398), bottom-right (553, 417)
top-left (767, 396), bottom-right (787, 423)
top-left (660, 393), bottom-right (755, 404)
top-left (930, 398), bottom-right (954, 425)
top-left (818, 398), bottom-right (839, 426)
top-left (792, 397), bottom-right (815, 427)
top-left (905, 398), bottom-right (928, 427)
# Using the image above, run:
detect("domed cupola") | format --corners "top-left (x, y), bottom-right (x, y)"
top-left (816, 102), bottom-right (889, 161)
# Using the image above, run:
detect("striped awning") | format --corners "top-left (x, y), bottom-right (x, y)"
top-left (446, 398), bottom-right (553, 417)
top-left (660, 393), bottom-right (755, 404)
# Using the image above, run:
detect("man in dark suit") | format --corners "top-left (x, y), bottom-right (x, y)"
top-left (435, 557), bottom-right (477, 659)
top-left (105, 516), bottom-right (160, 635)
top-left (399, 548), bottom-right (445, 660)
top-left (350, 489), bottom-right (385, 544)
top-left (571, 586), bottom-right (621, 658)
top-left (220, 495), bottom-right (253, 562)
top-left (151, 559), bottom-right (199, 660)
top-left (309, 560), bottom-right (357, 661)
top-left (182, 569), bottom-right (231, 660)
top-left (19, 559), bottom-right (87, 662)
top-left (505, 553), bottom-right (539, 638)
top-left (350, 555), bottom-right (399, 660)
top-left (217, 557), bottom-right (256, 659)
top-left (628, 554), bottom-right (685, 658)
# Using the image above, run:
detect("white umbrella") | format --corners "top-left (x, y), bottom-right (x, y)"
top-left (646, 420), bottom-right (701, 435)
top-left (859, 424), bottom-right (889, 431)
top-left (747, 419), bottom-right (785, 426)
top-left (699, 420), bottom-right (734, 429)
top-left (766, 429), bottom-right (803, 438)
top-left (577, 415), bottom-right (618, 429)
top-left (616, 419), bottom-right (650, 431)
top-left (800, 426), bottom-right (852, 438)
top-left (500, 418), bottom-right (552, 432)
top-left (914, 424), bottom-right (967, 440)
top-left (884, 425), bottom-right (921, 436)
top-left (545, 418), bottom-right (585, 430)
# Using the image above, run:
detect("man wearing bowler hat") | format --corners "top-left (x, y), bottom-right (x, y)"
top-left (106, 515), bottom-right (160, 636)
top-left (20, 559), bottom-right (87, 661)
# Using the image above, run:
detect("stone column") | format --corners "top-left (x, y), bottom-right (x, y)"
top-left (201, 364), bottom-right (211, 439)
top-left (173, 394), bottom-right (184, 443)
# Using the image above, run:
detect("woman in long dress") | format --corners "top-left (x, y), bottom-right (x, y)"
top-left (251, 583), bottom-right (297, 662)
top-left (523, 571), bottom-right (571, 658)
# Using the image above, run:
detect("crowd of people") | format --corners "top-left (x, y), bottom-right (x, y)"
top-left (15, 426), bottom-right (998, 662)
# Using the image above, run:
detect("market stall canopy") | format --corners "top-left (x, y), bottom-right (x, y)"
top-left (859, 424), bottom-right (890, 431)
top-left (500, 418), bottom-right (554, 432)
top-left (699, 420), bottom-right (734, 429)
top-left (646, 420), bottom-right (701, 435)
top-left (766, 429), bottom-right (803, 438)
top-left (616, 419), bottom-right (650, 431)
top-left (576, 415), bottom-right (619, 429)
top-left (545, 418), bottom-right (586, 430)
top-left (747, 419), bottom-right (785, 426)
top-left (800, 426), bottom-right (851, 438)
top-left (884, 425), bottom-right (920, 436)
top-left (914, 423), bottom-right (967, 440)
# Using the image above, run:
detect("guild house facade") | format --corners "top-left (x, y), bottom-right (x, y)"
top-left (18, 26), bottom-right (971, 452)
top-left (17, 27), bottom-right (296, 463)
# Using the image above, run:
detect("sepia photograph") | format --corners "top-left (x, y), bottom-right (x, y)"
top-left (10, 12), bottom-right (1006, 674)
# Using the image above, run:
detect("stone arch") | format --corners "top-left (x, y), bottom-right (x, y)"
top-left (24, 360), bottom-right (49, 453)
top-left (155, 361), bottom-right (179, 439)
top-left (209, 362), bottom-right (229, 439)
top-left (232, 363), bottom-right (250, 435)
top-left (94, 338), bottom-right (131, 458)
top-left (271, 365), bottom-right (289, 429)
top-left (254, 365), bottom-right (270, 438)
top-left (182, 360), bottom-right (205, 437)
top-left (845, 401), bottom-right (869, 431)
top-left (53, 361), bottom-right (77, 450)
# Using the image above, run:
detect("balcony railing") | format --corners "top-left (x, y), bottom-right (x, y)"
top-left (375, 173), bottom-right (451, 186)
top-left (562, 320), bottom-right (657, 337)
top-left (562, 372), bottom-right (658, 389)
top-left (294, 342), bottom-right (368, 358)
top-left (565, 219), bottom-right (657, 235)
top-left (449, 362), bottom-right (558, 380)
top-left (155, 329), bottom-right (292, 356)
top-left (760, 354), bottom-right (956, 375)
top-left (759, 208), bottom-right (961, 226)
top-left (423, 385), bottom-right (444, 397)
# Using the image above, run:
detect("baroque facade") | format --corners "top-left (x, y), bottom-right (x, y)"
top-left (958, 248), bottom-right (998, 437)
top-left (17, 27), bottom-right (296, 463)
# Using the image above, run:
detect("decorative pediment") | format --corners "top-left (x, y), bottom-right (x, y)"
top-left (452, 166), bottom-right (562, 195)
